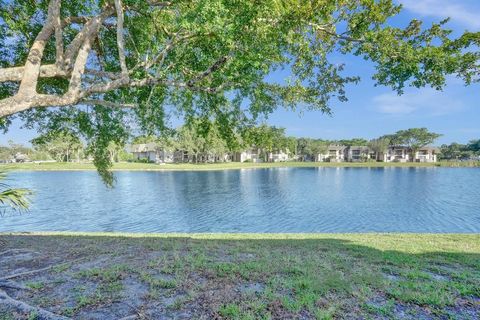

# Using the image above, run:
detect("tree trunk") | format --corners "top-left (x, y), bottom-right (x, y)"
top-left (411, 149), bottom-right (417, 162)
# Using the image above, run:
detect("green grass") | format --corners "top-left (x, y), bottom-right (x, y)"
top-left (1, 233), bottom-right (479, 319)
top-left (11, 232), bottom-right (479, 254)
top-left (25, 281), bottom-right (45, 290)
top-left (2, 160), bottom-right (480, 172)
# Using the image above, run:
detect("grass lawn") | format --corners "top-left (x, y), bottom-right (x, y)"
top-left (0, 233), bottom-right (479, 319)
top-left (2, 160), bottom-right (480, 172)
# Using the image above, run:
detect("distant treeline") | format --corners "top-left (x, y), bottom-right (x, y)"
top-left (1, 125), bottom-right (479, 162)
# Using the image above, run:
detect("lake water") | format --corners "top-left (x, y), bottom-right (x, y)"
top-left (1, 168), bottom-right (479, 233)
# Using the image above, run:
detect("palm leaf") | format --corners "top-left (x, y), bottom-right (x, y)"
top-left (0, 170), bottom-right (32, 212)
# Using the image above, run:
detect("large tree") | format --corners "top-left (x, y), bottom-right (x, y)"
top-left (0, 141), bottom-right (31, 162)
top-left (368, 137), bottom-right (390, 161)
top-left (467, 139), bottom-right (480, 155)
top-left (390, 128), bottom-right (442, 161)
top-left (243, 125), bottom-right (287, 161)
top-left (31, 131), bottom-right (83, 162)
top-left (296, 138), bottom-right (331, 160)
top-left (1, 0), bottom-right (478, 182)
top-left (439, 143), bottom-right (471, 160)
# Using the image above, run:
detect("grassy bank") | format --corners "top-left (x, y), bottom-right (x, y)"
top-left (2, 160), bottom-right (480, 172)
top-left (0, 233), bottom-right (479, 319)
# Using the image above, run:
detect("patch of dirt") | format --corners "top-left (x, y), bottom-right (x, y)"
top-left (235, 282), bottom-right (265, 295)
top-left (265, 299), bottom-right (302, 319)
top-left (383, 272), bottom-right (401, 281)
top-left (443, 297), bottom-right (480, 320)
top-left (122, 275), bottom-right (149, 307)
top-left (366, 294), bottom-right (480, 320)
top-left (424, 271), bottom-right (450, 281)
top-left (390, 303), bottom-right (435, 320)
top-left (1, 235), bottom-right (479, 320)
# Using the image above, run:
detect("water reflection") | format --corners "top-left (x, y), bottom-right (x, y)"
top-left (1, 168), bottom-right (479, 233)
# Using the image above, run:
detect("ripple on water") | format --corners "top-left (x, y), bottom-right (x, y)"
top-left (1, 168), bottom-right (480, 233)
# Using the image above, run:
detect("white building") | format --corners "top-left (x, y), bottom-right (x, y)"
top-left (345, 146), bottom-right (370, 162)
top-left (129, 143), bottom-right (174, 163)
top-left (233, 148), bottom-right (290, 162)
top-left (316, 145), bottom-right (346, 162)
top-left (413, 147), bottom-right (439, 163)
top-left (268, 150), bottom-right (289, 162)
top-left (233, 148), bottom-right (262, 163)
top-left (383, 146), bottom-right (438, 162)
top-left (314, 145), bottom-right (439, 163)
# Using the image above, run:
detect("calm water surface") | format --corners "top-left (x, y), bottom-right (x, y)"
top-left (1, 168), bottom-right (479, 233)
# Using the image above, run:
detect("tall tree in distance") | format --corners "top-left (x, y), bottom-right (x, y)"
top-left (467, 139), bottom-right (480, 155)
top-left (439, 143), bottom-right (471, 160)
top-left (311, 140), bottom-right (330, 160)
top-left (176, 125), bottom-right (204, 163)
top-left (368, 138), bottom-right (390, 161)
top-left (1, 0), bottom-right (478, 182)
top-left (295, 138), bottom-right (330, 161)
top-left (243, 125), bottom-right (286, 162)
top-left (390, 128), bottom-right (442, 161)
top-left (31, 131), bottom-right (83, 162)
top-left (175, 120), bottom-right (228, 163)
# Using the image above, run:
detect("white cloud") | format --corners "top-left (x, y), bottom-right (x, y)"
top-left (372, 88), bottom-right (464, 116)
top-left (399, 0), bottom-right (480, 29)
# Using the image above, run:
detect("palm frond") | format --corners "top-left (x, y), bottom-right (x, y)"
top-left (0, 188), bottom-right (32, 211)
top-left (0, 170), bottom-right (33, 212)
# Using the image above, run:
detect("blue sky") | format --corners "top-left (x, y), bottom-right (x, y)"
top-left (1, 0), bottom-right (479, 146)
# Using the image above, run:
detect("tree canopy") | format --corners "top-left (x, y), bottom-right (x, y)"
top-left (31, 131), bottom-right (83, 162)
top-left (339, 138), bottom-right (368, 146)
top-left (1, 0), bottom-right (478, 183)
top-left (296, 138), bottom-right (330, 160)
top-left (440, 142), bottom-right (471, 160)
top-left (175, 120), bottom-right (229, 162)
top-left (368, 137), bottom-right (390, 160)
top-left (384, 128), bottom-right (441, 159)
top-left (468, 139), bottom-right (480, 153)
top-left (440, 140), bottom-right (480, 160)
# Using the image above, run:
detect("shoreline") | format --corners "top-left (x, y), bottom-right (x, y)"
top-left (2, 233), bottom-right (479, 243)
top-left (2, 231), bottom-right (479, 237)
top-left (2, 160), bottom-right (479, 172)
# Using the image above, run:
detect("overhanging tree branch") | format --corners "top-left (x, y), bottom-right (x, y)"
top-left (17, 0), bottom-right (60, 96)
top-left (81, 99), bottom-right (136, 108)
top-left (0, 0), bottom-right (478, 122)
top-left (0, 0), bottom-right (222, 118)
